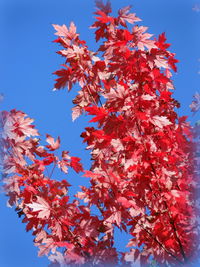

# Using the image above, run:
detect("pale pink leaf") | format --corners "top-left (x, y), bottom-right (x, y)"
top-left (150, 116), bottom-right (172, 128)
top-left (27, 197), bottom-right (51, 219)
top-left (46, 134), bottom-right (60, 151)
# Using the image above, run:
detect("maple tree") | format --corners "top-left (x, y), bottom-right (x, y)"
top-left (1, 1), bottom-right (200, 266)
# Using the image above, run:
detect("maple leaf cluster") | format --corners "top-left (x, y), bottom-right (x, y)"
top-left (1, 1), bottom-right (200, 267)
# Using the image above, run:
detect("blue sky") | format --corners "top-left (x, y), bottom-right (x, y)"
top-left (0, 0), bottom-right (200, 266)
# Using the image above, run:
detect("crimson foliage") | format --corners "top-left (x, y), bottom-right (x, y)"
top-left (1, 1), bottom-right (199, 266)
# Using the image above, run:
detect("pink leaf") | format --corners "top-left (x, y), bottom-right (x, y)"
top-left (46, 134), bottom-right (60, 151)
top-left (27, 197), bottom-right (51, 219)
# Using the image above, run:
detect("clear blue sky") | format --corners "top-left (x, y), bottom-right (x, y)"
top-left (0, 0), bottom-right (200, 266)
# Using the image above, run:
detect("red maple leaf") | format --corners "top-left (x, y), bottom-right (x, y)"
top-left (70, 157), bottom-right (83, 173)
top-left (156, 32), bottom-right (171, 50)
